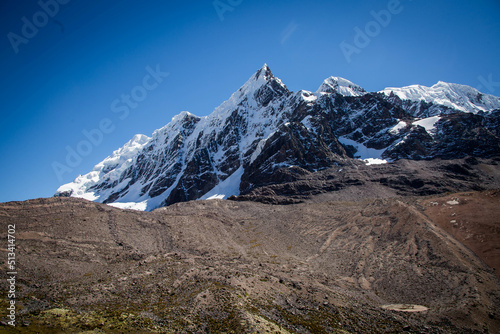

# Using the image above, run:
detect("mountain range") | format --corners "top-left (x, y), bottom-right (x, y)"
top-left (55, 64), bottom-right (500, 210)
top-left (4, 64), bottom-right (500, 333)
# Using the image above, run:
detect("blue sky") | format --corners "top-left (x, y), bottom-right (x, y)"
top-left (1, 0), bottom-right (499, 203)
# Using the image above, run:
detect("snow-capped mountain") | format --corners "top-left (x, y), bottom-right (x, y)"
top-left (380, 81), bottom-right (500, 117)
top-left (56, 134), bottom-right (150, 202)
top-left (56, 64), bottom-right (500, 210)
top-left (317, 77), bottom-right (367, 97)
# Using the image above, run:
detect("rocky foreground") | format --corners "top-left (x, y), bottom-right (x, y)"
top-left (1, 161), bottom-right (500, 333)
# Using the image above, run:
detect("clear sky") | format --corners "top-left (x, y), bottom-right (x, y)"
top-left (1, 0), bottom-right (499, 203)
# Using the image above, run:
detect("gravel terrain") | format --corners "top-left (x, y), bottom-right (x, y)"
top-left (0, 184), bottom-right (499, 332)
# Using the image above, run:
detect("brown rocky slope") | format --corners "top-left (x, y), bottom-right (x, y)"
top-left (0, 190), bottom-right (499, 333)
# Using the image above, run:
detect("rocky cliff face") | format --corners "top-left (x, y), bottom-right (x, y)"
top-left (56, 65), bottom-right (500, 210)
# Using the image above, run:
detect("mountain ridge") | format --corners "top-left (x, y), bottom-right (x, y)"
top-left (381, 80), bottom-right (500, 117)
top-left (56, 64), bottom-right (500, 210)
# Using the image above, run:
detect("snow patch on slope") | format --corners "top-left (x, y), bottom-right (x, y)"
top-left (364, 158), bottom-right (388, 165)
top-left (338, 136), bottom-right (385, 160)
top-left (389, 121), bottom-right (407, 134)
top-left (413, 116), bottom-right (441, 134)
top-left (200, 166), bottom-right (244, 200)
top-left (108, 201), bottom-right (148, 211)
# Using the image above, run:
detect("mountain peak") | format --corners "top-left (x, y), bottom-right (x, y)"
top-left (246, 63), bottom-right (277, 89)
top-left (215, 64), bottom-right (289, 111)
top-left (317, 76), bottom-right (367, 97)
top-left (254, 63), bottom-right (272, 80)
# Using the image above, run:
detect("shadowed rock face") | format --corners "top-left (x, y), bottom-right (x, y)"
top-left (385, 111), bottom-right (500, 160)
top-left (233, 157), bottom-right (500, 205)
top-left (1, 192), bottom-right (499, 333)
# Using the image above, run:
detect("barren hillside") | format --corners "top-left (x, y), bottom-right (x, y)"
top-left (1, 192), bottom-right (499, 333)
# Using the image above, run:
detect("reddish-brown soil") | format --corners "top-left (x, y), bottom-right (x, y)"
top-left (420, 190), bottom-right (500, 279)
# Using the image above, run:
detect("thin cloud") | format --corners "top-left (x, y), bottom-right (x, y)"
top-left (281, 21), bottom-right (298, 45)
